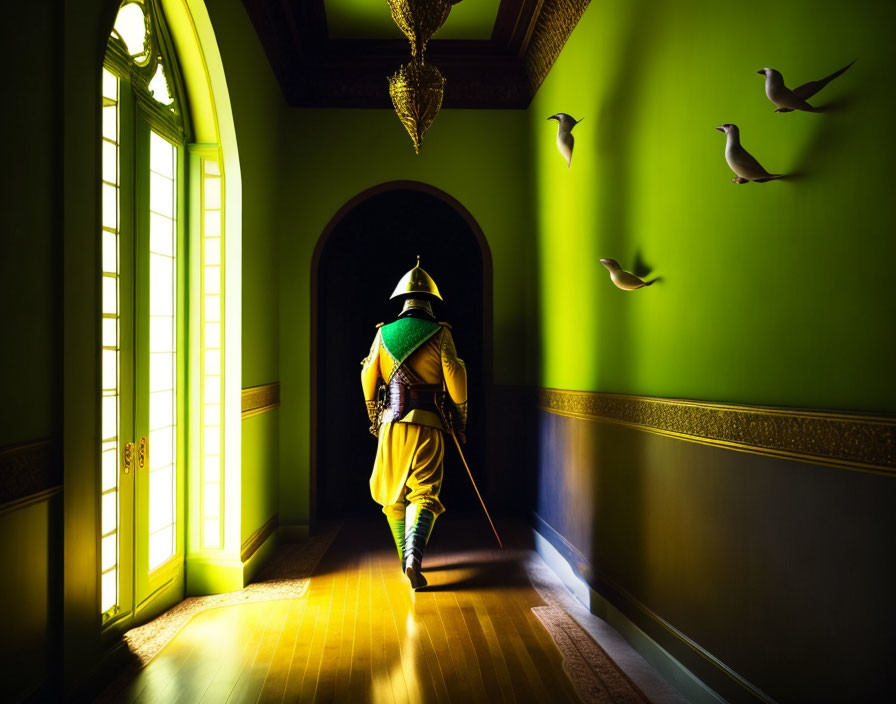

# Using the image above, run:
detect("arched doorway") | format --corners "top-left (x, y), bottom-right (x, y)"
top-left (311, 182), bottom-right (493, 523)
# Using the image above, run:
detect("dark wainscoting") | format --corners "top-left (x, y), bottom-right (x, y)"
top-left (531, 404), bottom-right (896, 704)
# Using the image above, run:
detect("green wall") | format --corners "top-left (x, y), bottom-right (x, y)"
top-left (0, 0), bottom-right (59, 448)
top-left (277, 107), bottom-right (536, 526)
top-left (530, 0), bottom-right (896, 412)
top-left (206, 0), bottom-right (283, 389)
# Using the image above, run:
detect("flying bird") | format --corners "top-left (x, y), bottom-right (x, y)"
top-left (547, 113), bottom-right (583, 167)
top-left (715, 124), bottom-right (783, 184)
top-left (757, 61), bottom-right (855, 113)
top-left (599, 259), bottom-right (656, 290)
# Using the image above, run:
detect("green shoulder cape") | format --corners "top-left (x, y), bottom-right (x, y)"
top-left (380, 317), bottom-right (442, 366)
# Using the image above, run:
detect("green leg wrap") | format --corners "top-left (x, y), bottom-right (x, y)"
top-left (386, 516), bottom-right (405, 566)
top-left (404, 504), bottom-right (436, 589)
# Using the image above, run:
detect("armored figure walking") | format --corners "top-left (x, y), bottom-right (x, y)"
top-left (361, 257), bottom-right (468, 589)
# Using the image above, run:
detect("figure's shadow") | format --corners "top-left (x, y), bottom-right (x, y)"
top-left (419, 559), bottom-right (531, 592)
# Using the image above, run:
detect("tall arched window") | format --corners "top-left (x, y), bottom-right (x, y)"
top-left (99, 0), bottom-right (233, 627)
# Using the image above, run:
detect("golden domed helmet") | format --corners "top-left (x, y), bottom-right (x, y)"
top-left (391, 255), bottom-right (442, 316)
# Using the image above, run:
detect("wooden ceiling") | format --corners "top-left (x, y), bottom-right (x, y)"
top-left (240, 0), bottom-right (590, 109)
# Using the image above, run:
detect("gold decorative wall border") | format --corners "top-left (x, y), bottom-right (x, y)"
top-left (241, 383), bottom-right (280, 419)
top-left (0, 438), bottom-right (62, 509)
top-left (538, 389), bottom-right (896, 476)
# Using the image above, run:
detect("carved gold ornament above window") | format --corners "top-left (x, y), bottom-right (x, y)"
top-left (107, 0), bottom-right (186, 134)
top-left (388, 59), bottom-right (446, 154)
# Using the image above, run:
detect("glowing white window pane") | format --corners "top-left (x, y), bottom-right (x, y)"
top-left (149, 390), bottom-right (174, 431)
top-left (204, 376), bottom-right (221, 404)
top-left (149, 255), bottom-right (174, 316)
top-left (204, 266), bottom-right (221, 295)
top-left (149, 316), bottom-right (174, 353)
top-left (103, 140), bottom-right (118, 184)
top-left (203, 159), bottom-right (220, 176)
top-left (204, 176), bottom-right (221, 210)
top-left (204, 483), bottom-right (220, 518)
top-left (204, 210), bottom-right (221, 238)
top-left (102, 491), bottom-right (117, 535)
top-left (204, 322), bottom-right (220, 348)
top-left (203, 519), bottom-right (220, 547)
top-left (103, 318), bottom-right (118, 348)
top-left (101, 533), bottom-right (117, 571)
top-left (102, 446), bottom-right (117, 492)
top-left (150, 212), bottom-right (174, 256)
top-left (102, 231), bottom-right (117, 274)
top-left (102, 395), bottom-right (117, 440)
top-left (204, 295), bottom-right (220, 322)
top-left (204, 349), bottom-right (220, 377)
top-left (204, 404), bottom-right (220, 427)
top-left (149, 352), bottom-right (174, 392)
top-left (150, 131), bottom-right (174, 177)
top-left (101, 569), bottom-right (117, 613)
top-left (149, 525), bottom-right (174, 570)
top-left (148, 64), bottom-right (174, 106)
top-left (204, 237), bottom-right (220, 266)
top-left (102, 183), bottom-right (118, 229)
top-left (102, 69), bottom-right (118, 101)
top-left (103, 105), bottom-right (117, 141)
top-left (102, 277), bottom-right (117, 315)
top-left (149, 427), bottom-right (174, 471)
top-left (204, 455), bottom-right (220, 478)
top-left (204, 426), bottom-right (220, 453)
top-left (114, 3), bottom-right (148, 59)
top-left (102, 349), bottom-right (117, 391)
top-left (149, 467), bottom-right (174, 533)
top-left (150, 171), bottom-right (173, 217)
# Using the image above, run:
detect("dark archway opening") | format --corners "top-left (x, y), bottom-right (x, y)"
top-left (312, 183), bottom-right (492, 523)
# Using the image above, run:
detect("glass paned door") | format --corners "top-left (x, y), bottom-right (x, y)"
top-left (134, 120), bottom-right (184, 606)
top-left (99, 76), bottom-right (185, 624)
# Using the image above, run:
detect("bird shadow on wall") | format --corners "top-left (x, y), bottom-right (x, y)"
top-left (632, 250), bottom-right (662, 284)
top-left (786, 108), bottom-right (849, 183)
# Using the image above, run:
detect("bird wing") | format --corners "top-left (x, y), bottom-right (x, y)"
top-left (731, 146), bottom-right (771, 178)
top-left (793, 60), bottom-right (855, 99)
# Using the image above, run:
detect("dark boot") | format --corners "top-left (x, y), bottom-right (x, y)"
top-left (404, 503), bottom-right (436, 590)
top-left (386, 515), bottom-right (405, 567)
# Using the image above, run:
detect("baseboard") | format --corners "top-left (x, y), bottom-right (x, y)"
top-left (242, 525), bottom-right (278, 583)
top-left (532, 522), bottom-right (729, 704)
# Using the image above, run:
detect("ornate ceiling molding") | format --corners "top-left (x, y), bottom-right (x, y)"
top-left (241, 0), bottom-right (590, 109)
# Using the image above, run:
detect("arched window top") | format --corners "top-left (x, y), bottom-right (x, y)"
top-left (107, 0), bottom-right (187, 139)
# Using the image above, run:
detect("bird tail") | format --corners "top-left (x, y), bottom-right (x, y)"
top-left (644, 277), bottom-right (662, 286)
top-left (754, 174), bottom-right (784, 183)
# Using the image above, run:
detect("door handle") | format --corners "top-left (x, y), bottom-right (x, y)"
top-left (138, 436), bottom-right (148, 470)
top-left (123, 441), bottom-right (135, 474)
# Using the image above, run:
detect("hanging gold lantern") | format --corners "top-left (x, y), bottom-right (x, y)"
top-left (389, 58), bottom-right (446, 154)
top-left (387, 0), bottom-right (453, 57)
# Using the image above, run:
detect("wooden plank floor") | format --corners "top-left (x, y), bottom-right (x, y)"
top-left (113, 517), bottom-right (583, 704)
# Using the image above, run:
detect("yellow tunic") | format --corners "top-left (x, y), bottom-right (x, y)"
top-left (361, 324), bottom-right (467, 518)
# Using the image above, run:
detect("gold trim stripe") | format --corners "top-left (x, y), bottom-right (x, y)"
top-left (0, 438), bottom-right (61, 507)
top-left (537, 389), bottom-right (896, 476)
top-left (242, 383), bottom-right (280, 419)
top-left (241, 514), bottom-right (279, 562)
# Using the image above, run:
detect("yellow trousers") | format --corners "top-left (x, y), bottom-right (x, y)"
top-left (370, 423), bottom-right (446, 520)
